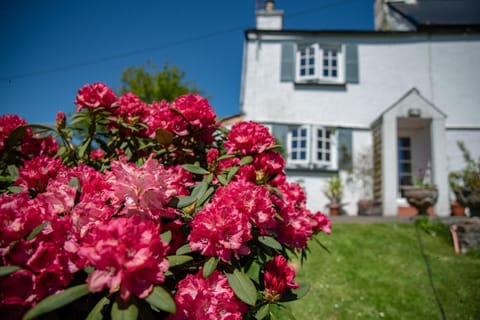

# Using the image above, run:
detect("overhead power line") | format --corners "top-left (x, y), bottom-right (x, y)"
top-left (0, 0), bottom-right (362, 82)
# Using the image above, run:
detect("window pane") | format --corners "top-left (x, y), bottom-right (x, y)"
top-left (332, 70), bottom-right (337, 77)
top-left (318, 152), bottom-right (323, 160)
top-left (300, 151), bottom-right (306, 159)
top-left (323, 69), bottom-right (328, 77)
top-left (326, 130), bottom-right (331, 139)
top-left (301, 128), bottom-right (307, 136)
top-left (326, 153), bottom-right (330, 161)
top-left (398, 138), bottom-right (410, 148)
top-left (323, 59), bottom-right (328, 66)
top-left (292, 130), bottom-right (298, 137)
top-left (292, 141), bottom-right (298, 148)
top-left (318, 129), bottom-right (323, 138)
top-left (332, 60), bottom-right (337, 67)
top-left (301, 140), bottom-right (306, 148)
top-left (301, 58), bottom-right (306, 66)
top-left (326, 142), bottom-right (330, 149)
top-left (292, 151), bottom-right (297, 160)
top-left (309, 58), bottom-right (315, 65)
top-left (300, 69), bottom-right (306, 76)
top-left (309, 68), bottom-right (314, 75)
top-left (318, 141), bottom-right (323, 149)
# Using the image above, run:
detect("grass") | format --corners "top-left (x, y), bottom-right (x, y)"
top-left (288, 222), bottom-right (480, 320)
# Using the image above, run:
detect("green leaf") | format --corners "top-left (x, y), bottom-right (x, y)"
top-left (191, 180), bottom-right (208, 200)
top-left (111, 296), bottom-right (139, 320)
top-left (279, 283), bottom-right (310, 302)
top-left (69, 176), bottom-right (81, 188)
top-left (240, 155), bottom-right (254, 166)
top-left (197, 187), bottom-right (214, 207)
top-left (227, 166), bottom-right (239, 181)
top-left (7, 165), bottom-right (19, 179)
top-left (0, 265), bottom-right (21, 277)
top-left (27, 124), bottom-right (54, 132)
top-left (6, 125), bottom-right (27, 148)
top-left (86, 296), bottom-right (110, 320)
top-left (203, 257), bottom-right (218, 278)
top-left (258, 236), bottom-right (282, 251)
top-left (160, 230), bottom-right (172, 244)
top-left (78, 137), bottom-right (92, 159)
top-left (245, 261), bottom-right (261, 285)
top-left (255, 304), bottom-right (270, 320)
top-left (26, 221), bottom-right (49, 241)
top-left (226, 269), bottom-right (257, 306)
top-left (23, 284), bottom-right (90, 320)
top-left (144, 286), bottom-right (176, 314)
top-left (182, 164), bottom-right (209, 175)
top-left (155, 128), bottom-right (174, 145)
top-left (269, 303), bottom-right (296, 320)
top-left (174, 195), bottom-right (197, 209)
top-left (167, 255), bottom-right (193, 267)
top-left (175, 244), bottom-right (192, 255)
top-left (7, 186), bottom-right (23, 194)
top-left (217, 154), bottom-right (236, 161)
top-left (217, 174), bottom-right (228, 186)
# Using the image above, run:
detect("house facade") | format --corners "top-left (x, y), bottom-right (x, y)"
top-left (239, 0), bottom-right (480, 216)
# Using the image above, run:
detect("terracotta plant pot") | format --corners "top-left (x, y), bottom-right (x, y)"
top-left (451, 201), bottom-right (465, 216)
top-left (455, 188), bottom-right (480, 217)
top-left (328, 203), bottom-right (341, 216)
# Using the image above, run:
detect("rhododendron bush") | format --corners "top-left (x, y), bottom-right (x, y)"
top-left (0, 82), bottom-right (331, 320)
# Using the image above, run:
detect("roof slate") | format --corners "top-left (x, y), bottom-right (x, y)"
top-left (389, 0), bottom-right (480, 29)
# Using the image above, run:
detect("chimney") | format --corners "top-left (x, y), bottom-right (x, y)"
top-left (256, 0), bottom-right (283, 30)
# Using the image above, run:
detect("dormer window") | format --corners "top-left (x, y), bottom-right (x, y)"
top-left (295, 44), bottom-right (345, 84)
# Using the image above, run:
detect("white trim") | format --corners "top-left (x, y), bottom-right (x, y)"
top-left (295, 43), bottom-right (345, 84)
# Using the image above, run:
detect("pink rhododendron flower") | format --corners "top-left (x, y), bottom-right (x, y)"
top-left (0, 270), bottom-right (35, 320)
top-left (115, 92), bottom-right (148, 118)
top-left (170, 270), bottom-right (247, 320)
top-left (108, 157), bottom-right (179, 220)
top-left (270, 181), bottom-right (331, 249)
top-left (189, 204), bottom-right (252, 262)
top-left (78, 216), bottom-right (169, 301)
top-left (74, 82), bottom-right (117, 112)
top-left (15, 156), bottom-right (65, 193)
top-left (263, 255), bottom-right (299, 302)
top-left (225, 121), bottom-right (275, 155)
top-left (0, 114), bottom-right (26, 155)
top-left (214, 180), bottom-right (277, 234)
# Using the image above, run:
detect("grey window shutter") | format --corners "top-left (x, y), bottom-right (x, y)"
top-left (280, 43), bottom-right (295, 82)
top-left (337, 128), bottom-right (353, 170)
top-left (345, 44), bottom-right (359, 84)
top-left (271, 123), bottom-right (289, 156)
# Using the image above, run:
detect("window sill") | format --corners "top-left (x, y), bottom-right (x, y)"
top-left (294, 80), bottom-right (346, 88)
top-left (285, 162), bottom-right (337, 172)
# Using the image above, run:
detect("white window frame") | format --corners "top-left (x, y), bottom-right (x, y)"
top-left (312, 126), bottom-right (337, 167)
top-left (287, 125), bottom-right (310, 165)
top-left (295, 44), bottom-right (345, 84)
top-left (286, 125), bottom-right (337, 169)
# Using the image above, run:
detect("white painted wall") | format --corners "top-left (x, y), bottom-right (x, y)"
top-left (241, 32), bottom-right (480, 214)
top-left (242, 34), bottom-right (480, 129)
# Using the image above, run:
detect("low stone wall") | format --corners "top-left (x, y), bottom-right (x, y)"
top-left (450, 217), bottom-right (480, 254)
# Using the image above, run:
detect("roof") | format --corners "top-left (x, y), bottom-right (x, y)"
top-left (388, 0), bottom-right (480, 30)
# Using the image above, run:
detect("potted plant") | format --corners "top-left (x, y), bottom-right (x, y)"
top-left (449, 141), bottom-right (480, 217)
top-left (324, 176), bottom-right (344, 216)
top-left (402, 168), bottom-right (438, 216)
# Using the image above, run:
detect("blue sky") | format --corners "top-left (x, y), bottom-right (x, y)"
top-left (0, 0), bottom-right (373, 124)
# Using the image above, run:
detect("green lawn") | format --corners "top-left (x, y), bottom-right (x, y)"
top-left (288, 222), bottom-right (480, 320)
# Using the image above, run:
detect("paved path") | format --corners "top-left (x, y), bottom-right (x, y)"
top-left (329, 215), bottom-right (474, 225)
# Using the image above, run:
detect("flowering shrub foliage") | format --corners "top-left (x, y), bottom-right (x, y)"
top-left (0, 82), bottom-right (331, 320)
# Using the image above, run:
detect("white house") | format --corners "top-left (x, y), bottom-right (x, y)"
top-left (239, 0), bottom-right (480, 216)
